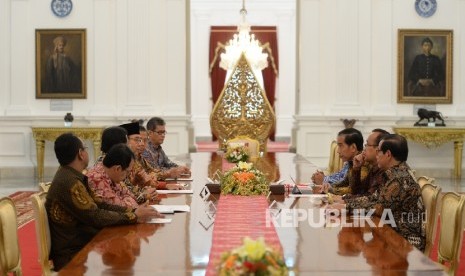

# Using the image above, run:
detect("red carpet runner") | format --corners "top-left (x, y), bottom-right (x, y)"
top-left (10, 191), bottom-right (42, 275)
top-left (205, 195), bottom-right (282, 275)
top-left (18, 221), bottom-right (41, 275)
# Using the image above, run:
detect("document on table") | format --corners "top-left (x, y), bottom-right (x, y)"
top-left (150, 204), bottom-right (191, 214)
top-left (165, 177), bottom-right (193, 181)
top-left (156, 189), bottom-right (194, 194)
top-left (147, 218), bottom-right (172, 224)
top-left (288, 193), bottom-right (320, 198)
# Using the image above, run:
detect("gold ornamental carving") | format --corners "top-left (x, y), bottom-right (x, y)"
top-left (210, 53), bottom-right (275, 152)
top-left (32, 127), bottom-right (104, 142)
top-left (393, 127), bottom-right (465, 149)
top-left (392, 126), bottom-right (465, 178)
top-left (31, 126), bottom-right (104, 181)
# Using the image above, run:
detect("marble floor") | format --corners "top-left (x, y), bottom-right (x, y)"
top-left (0, 177), bottom-right (40, 198)
top-left (0, 175), bottom-right (463, 199)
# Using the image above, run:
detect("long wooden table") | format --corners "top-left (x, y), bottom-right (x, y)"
top-left (59, 152), bottom-right (445, 275)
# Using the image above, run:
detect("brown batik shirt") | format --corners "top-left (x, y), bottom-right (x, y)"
top-left (46, 166), bottom-right (137, 271)
top-left (331, 161), bottom-right (369, 196)
top-left (345, 162), bottom-right (426, 252)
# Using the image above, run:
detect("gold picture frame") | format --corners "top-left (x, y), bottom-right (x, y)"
top-left (397, 29), bottom-right (453, 104)
top-left (35, 29), bottom-right (86, 99)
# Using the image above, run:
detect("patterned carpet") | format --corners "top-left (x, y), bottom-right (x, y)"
top-left (9, 191), bottom-right (36, 228)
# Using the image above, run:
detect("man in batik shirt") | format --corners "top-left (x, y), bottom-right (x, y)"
top-left (121, 122), bottom-right (182, 190)
top-left (329, 134), bottom-right (426, 252)
top-left (332, 129), bottom-right (390, 198)
top-left (313, 128), bottom-right (364, 193)
top-left (46, 133), bottom-right (160, 271)
top-left (141, 117), bottom-right (190, 179)
top-left (91, 125), bottom-right (157, 205)
top-left (87, 144), bottom-right (140, 209)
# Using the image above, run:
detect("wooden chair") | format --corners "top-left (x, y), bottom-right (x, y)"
top-left (417, 175), bottom-right (435, 188)
top-left (419, 180), bottom-right (441, 257)
top-left (226, 136), bottom-right (260, 159)
top-left (30, 192), bottom-right (54, 275)
top-left (0, 197), bottom-right (22, 275)
top-left (39, 182), bottom-right (52, 192)
top-left (326, 140), bottom-right (343, 174)
top-left (437, 192), bottom-right (465, 275)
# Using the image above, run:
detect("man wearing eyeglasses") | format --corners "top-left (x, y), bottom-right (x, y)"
top-left (328, 134), bottom-right (426, 252)
top-left (47, 133), bottom-right (161, 271)
top-left (141, 117), bottom-right (191, 179)
top-left (334, 129), bottom-right (390, 201)
top-left (121, 122), bottom-right (183, 190)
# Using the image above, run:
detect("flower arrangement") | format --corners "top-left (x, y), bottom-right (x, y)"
top-left (225, 144), bottom-right (249, 163)
top-left (220, 162), bottom-right (269, 196)
top-left (218, 237), bottom-right (289, 276)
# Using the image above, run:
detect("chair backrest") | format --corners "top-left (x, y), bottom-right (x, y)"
top-left (226, 136), bottom-right (260, 158)
top-left (327, 140), bottom-right (344, 174)
top-left (39, 182), bottom-right (52, 192)
top-left (417, 175), bottom-right (435, 188)
top-left (31, 192), bottom-right (53, 274)
top-left (438, 192), bottom-right (465, 275)
top-left (420, 181), bottom-right (441, 257)
top-left (0, 197), bottom-right (22, 275)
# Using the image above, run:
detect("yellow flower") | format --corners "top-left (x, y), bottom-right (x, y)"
top-left (218, 237), bottom-right (289, 275)
top-left (240, 237), bottom-right (267, 261)
top-left (237, 161), bottom-right (252, 170)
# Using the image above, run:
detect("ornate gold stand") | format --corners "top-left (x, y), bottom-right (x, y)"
top-left (210, 53), bottom-right (275, 152)
top-left (31, 127), bottom-right (104, 181)
top-left (392, 126), bottom-right (465, 178)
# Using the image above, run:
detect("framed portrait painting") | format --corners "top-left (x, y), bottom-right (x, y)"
top-left (35, 29), bottom-right (86, 99)
top-left (397, 29), bottom-right (453, 104)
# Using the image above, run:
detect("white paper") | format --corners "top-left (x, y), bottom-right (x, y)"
top-left (306, 194), bottom-right (328, 198)
top-left (156, 189), bottom-right (194, 194)
top-left (150, 204), bottom-right (191, 213)
top-left (147, 218), bottom-right (172, 224)
top-left (288, 194), bottom-right (318, 198)
top-left (165, 177), bottom-right (193, 181)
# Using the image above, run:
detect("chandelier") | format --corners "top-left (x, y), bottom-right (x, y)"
top-left (219, 0), bottom-right (268, 72)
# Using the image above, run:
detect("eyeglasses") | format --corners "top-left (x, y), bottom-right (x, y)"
top-left (364, 143), bottom-right (378, 148)
top-left (80, 146), bottom-right (88, 151)
top-left (151, 130), bottom-right (167, 136)
top-left (129, 137), bottom-right (144, 143)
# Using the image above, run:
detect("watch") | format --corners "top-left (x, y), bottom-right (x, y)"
top-left (415, 0), bottom-right (437, 18)
top-left (51, 0), bottom-right (73, 18)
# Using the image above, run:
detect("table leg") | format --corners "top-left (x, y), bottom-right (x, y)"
top-left (453, 141), bottom-right (463, 178)
top-left (36, 139), bottom-right (45, 182)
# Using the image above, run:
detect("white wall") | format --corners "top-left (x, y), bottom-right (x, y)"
top-left (0, 0), bottom-right (189, 179)
top-left (1, 0), bottom-right (465, 179)
top-left (296, 0), bottom-right (465, 176)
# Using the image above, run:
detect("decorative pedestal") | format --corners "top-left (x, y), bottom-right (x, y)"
top-left (393, 126), bottom-right (465, 178)
top-left (31, 126), bottom-right (104, 181)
